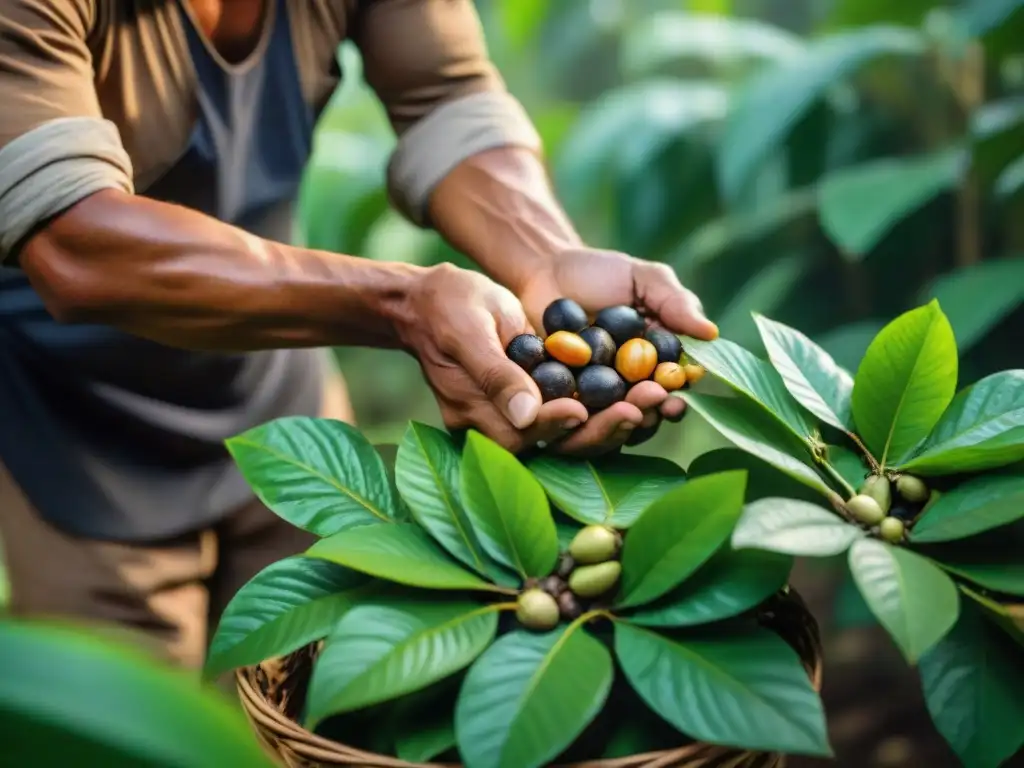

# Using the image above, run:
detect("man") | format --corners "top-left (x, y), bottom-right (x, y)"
top-left (0, 0), bottom-right (717, 668)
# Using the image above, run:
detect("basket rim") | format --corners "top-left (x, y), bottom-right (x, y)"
top-left (236, 590), bottom-right (823, 768)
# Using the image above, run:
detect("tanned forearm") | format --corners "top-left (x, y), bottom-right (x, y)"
top-left (428, 146), bottom-right (582, 296)
top-left (19, 189), bottom-right (423, 352)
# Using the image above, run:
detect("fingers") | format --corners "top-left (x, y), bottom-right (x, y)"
top-left (552, 401), bottom-right (644, 457)
top-left (637, 263), bottom-right (718, 341)
top-left (443, 397), bottom-right (587, 454)
top-left (661, 395), bottom-right (686, 422)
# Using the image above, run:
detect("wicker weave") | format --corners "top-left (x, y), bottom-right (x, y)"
top-left (237, 591), bottom-right (823, 768)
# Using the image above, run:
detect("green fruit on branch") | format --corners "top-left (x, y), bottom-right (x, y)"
top-left (569, 561), bottom-right (622, 599)
top-left (896, 474), bottom-right (929, 503)
top-left (516, 588), bottom-right (561, 631)
top-left (879, 517), bottom-right (906, 544)
top-left (543, 298), bottom-right (588, 335)
top-left (557, 590), bottom-right (582, 620)
top-left (847, 494), bottom-right (885, 525)
top-left (858, 475), bottom-right (892, 515)
top-left (531, 361), bottom-right (576, 402)
top-left (568, 524), bottom-right (620, 565)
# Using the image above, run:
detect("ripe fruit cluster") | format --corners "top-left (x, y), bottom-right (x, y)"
top-left (515, 524), bottom-right (623, 631)
top-left (846, 473), bottom-right (933, 543)
top-left (505, 298), bottom-right (705, 413)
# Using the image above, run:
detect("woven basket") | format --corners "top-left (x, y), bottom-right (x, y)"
top-left (237, 590), bottom-right (823, 768)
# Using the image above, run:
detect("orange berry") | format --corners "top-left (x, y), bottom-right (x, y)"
top-left (544, 331), bottom-right (592, 367)
top-left (653, 362), bottom-right (686, 391)
top-left (615, 338), bottom-right (658, 383)
top-left (682, 363), bottom-right (706, 384)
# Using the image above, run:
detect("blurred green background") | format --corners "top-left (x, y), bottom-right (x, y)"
top-left (300, 0), bottom-right (1022, 468)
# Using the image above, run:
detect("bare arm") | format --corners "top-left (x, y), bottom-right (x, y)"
top-left (19, 189), bottom-right (423, 351)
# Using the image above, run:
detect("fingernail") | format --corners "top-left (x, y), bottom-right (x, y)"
top-left (562, 419), bottom-right (581, 430)
top-left (508, 392), bottom-right (540, 429)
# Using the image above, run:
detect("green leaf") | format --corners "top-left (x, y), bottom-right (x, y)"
top-left (919, 258), bottom-right (1024, 354)
top-left (848, 539), bottom-right (960, 662)
top-left (626, 546), bottom-right (792, 627)
top-left (393, 682), bottom-right (458, 763)
top-left (819, 148), bottom-right (964, 258)
top-left (682, 336), bottom-right (813, 438)
top-left (305, 599), bottom-right (497, 727)
top-left (615, 623), bottom-right (831, 756)
top-left (307, 523), bottom-right (502, 592)
top-left (851, 301), bottom-right (958, 467)
top-left (683, 392), bottom-right (832, 497)
top-left (732, 498), bottom-right (863, 556)
top-left (960, 586), bottom-right (1024, 649)
top-left (826, 0), bottom-right (940, 28)
top-left (527, 454), bottom-right (685, 528)
top-left (827, 444), bottom-right (870, 490)
top-left (226, 416), bottom-right (397, 536)
top-left (900, 370), bottom-right (1024, 474)
top-left (460, 431), bottom-right (559, 579)
top-left (455, 626), bottom-right (614, 768)
top-left (919, 602), bottom-right (1024, 768)
top-left (396, 423), bottom-right (506, 582)
top-left (941, 562), bottom-right (1024, 597)
top-left (754, 314), bottom-right (854, 431)
top-left (0, 621), bottom-right (276, 767)
top-left (617, 472), bottom-right (748, 609)
top-left (910, 475), bottom-right (1024, 543)
top-left (205, 557), bottom-right (370, 680)
top-left (717, 26), bottom-right (925, 202)
top-left (686, 448), bottom-right (823, 504)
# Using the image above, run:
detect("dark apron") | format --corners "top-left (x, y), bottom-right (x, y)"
top-left (0, 0), bottom-right (324, 541)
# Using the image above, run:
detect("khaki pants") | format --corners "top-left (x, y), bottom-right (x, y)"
top-left (0, 367), bottom-right (353, 670)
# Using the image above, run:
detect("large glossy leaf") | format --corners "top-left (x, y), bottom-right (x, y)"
top-left (828, 444), bottom-right (870, 490)
top-left (754, 314), bottom-right (854, 431)
top-left (919, 602), bottom-right (1024, 768)
top-left (393, 682), bottom-right (458, 763)
top-left (205, 557), bottom-right (370, 679)
top-left (0, 621), bottom-right (276, 767)
top-left (615, 623), bottom-right (831, 756)
top-left (851, 301), bottom-right (958, 467)
top-left (307, 523), bottom-right (502, 593)
top-left (527, 454), bottom-right (685, 528)
top-left (455, 627), bottom-right (614, 768)
top-left (960, 586), bottom-right (1024, 649)
top-left (625, 546), bottom-right (792, 627)
top-left (396, 423), bottom-right (504, 582)
top-left (848, 539), bottom-right (960, 662)
top-left (900, 370), bottom-right (1024, 474)
top-left (941, 561), bottom-right (1024, 597)
top-left (683, 393), bottom-right (832, 497)
top-left (620, 12), bottom-right (803, 79)
top-left (617, 472), bottom-right (747, 609)
top-left (683, 337), bottom-right (813, 438)
top-left (226, 416), bottom-right (397, 536)
top-left (819, 148), bottom-right (965, 259)
top-left (732, 498), bottom-right (863, 556)
top-left (686, 448), bottom-right (823, 504)
top-left (460, 432), bottom-right (558, 579)
top-left (305, 599), bottom-right (498, 727)
top-left (910, 474), bottom-right (1024, 543)
top-left (717, 26), bottom-right (925, 202)
top-left (919, 258), bottom-right (1024, 353)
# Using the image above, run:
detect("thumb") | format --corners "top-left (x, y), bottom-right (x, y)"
top-left (457, 325), bottom-right (542, 430)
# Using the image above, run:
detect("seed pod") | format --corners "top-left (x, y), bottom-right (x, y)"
top-left (595, 305), bottom-right (645, 346)
top-left (579, 326), bottom-right (617, 367)
top-left (858, 475), bottom-right (892, 515)
top-left (644, 327), bottom-right (683, 364)
top-left (847, 494), bottom-right (885, 525)
top-left (879, 516), bottom-right (906, 544)
top-left (544, 330), bottom-right (593, 368)
top-left (569, 561), bottom-right (622, 599)
top-left (681, 363), bottom-right (706, 385)
top-left (615, 338), bottom-right (658, 383)
top-left (896, 474), bottom-right (929, 504)
top-left (505, 333), bottom-right (546, 373)
top-left (543, 298), bottom-right (588, 335)
top-left (568, 525), bottom-right (620, 565)
top-left (531, 361), bottom-right (576, 402)
top-left (653, 362), bottom-right (686, 392)
top-left (516, 588), bottom-right (560, 631)
top-left (557, 591), bottom-right (582, 620)
top-left (577, 365), bottom-right (627, 412)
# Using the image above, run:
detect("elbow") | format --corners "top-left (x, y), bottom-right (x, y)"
top-left (20, 228), bottom-right (115, 325)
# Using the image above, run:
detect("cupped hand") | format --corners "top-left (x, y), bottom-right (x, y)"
top-left (397, 263), bottom-right (589, 453)
top-left (517, 247), bottom-right (718, 452)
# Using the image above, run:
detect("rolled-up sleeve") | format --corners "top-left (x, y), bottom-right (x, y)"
top-left (0, 0), bottom-right (134, 264)
top-left (350, 0), bottom-right (542, 226)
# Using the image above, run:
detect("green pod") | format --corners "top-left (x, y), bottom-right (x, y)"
top-left (568, 525), bottom-right (620, 565)
top-left (858, 475), bottom-right (892, 515)
top-left (516, 588), bottom-right (560, 631)
top-left (896, 474), bottom-right (929, 504)
top-left (879, 516), bottom-right (906, 544)
top-left (847, 494), bottom-right (885, 526)
top-left (569, 561), bottom-right (622, 599)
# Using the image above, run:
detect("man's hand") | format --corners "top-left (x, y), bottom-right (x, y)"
top-left (517, 247), bottom-right (719, 451)
top-left (395, 263), bottom-right (593, 453)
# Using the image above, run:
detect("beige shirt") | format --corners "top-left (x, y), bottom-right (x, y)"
top-left (0, 0), bottom-right (541, 258)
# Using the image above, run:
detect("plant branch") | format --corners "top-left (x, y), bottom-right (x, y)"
top-left (845, 431), bottom-right (880, 473)
top-left (821, 461), bottom-right (857, 500)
